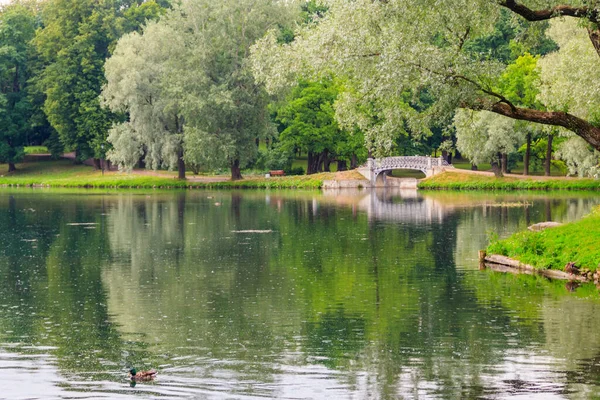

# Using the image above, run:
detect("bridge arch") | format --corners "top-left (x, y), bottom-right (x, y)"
top-left (358, 156), bottom-right (453, 186)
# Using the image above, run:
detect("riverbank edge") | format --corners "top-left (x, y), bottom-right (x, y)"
top-left (1, 164), bottom-right (599, 190)
top-left (480, 253), bottom-right (592, 282)
top-left (484, 206), bottom-right (600, 282)
top-left (418, 170), bottom-right (600, 191)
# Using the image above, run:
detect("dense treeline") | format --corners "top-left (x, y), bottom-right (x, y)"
top-left (0, 0), bottom-right (599, 179)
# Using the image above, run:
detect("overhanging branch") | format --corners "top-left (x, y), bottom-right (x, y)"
top-left (475, 101), bottom-right (600, 150)
top-left (498, 0), bottom-right (595, 23)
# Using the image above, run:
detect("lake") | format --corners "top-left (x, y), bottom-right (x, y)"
top-left (1, 188), bottom-right (599, 399)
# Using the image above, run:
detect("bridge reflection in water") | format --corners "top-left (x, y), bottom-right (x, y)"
top-left (323, 188), bottom-right (454, 224)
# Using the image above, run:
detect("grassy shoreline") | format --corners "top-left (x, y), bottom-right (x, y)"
top-left (418, 170), bottom-right (600, 191)
top-left (0, 160), bottom-right (338, 189)
top-left (2, 161), bottom-right (600, 191)
top-left (487, 206), bottom-right (600, 273)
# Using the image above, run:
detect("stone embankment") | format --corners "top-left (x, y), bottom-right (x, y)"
top-left (323, 177), bottom-right (418, 189)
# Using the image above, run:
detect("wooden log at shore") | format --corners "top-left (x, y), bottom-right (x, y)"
top-left (484, 254), bottom-right (588, 282)
top-left (478, 250), bottom-right (487, 270)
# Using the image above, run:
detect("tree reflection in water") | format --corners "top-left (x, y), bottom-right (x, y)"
top-left (0, 189), bottom-right (599, 398)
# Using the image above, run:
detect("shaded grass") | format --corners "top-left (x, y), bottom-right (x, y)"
top-left (487, 206), bottom-right (600, 271)
top-left (24, 146), bottom-right (49, 154)
top-left (418, 171), bottom-right (600, 191)
top-left (0, 160), bottom-right (328, 189)
top-left (452, 157), bottom-right (565, 176)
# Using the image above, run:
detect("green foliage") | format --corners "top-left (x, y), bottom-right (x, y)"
top-left (250, 0), bottom-right (599, 154)
top-left (463, 9), bottom-right (557, 64)
top-left (497, 53), bottom-right (541, 108)
top-left (301, 0), bottom-right (328, 24)
top-left (256, 144), bottom-right (295, 171)
top-left (488, 206), bottom-right (600, 271)
top-left (275, 80), bottom-right (339, 153)
top-left (285, 166), bottom-right (305, 175)
top-left (0, 4), bottom-right (38, 166)
top-left (24, 146), bottom-right (48, 154)
top-left (105, 0), bottom-right (298, 179)
top-left (43, 130), bottom-right (64, 160)
top-left (34, 0), bottom-right (168, 161)
top-left (273, 79), bottom-right (366, 172)
top-left (454, 110), bottom-right (524, 166)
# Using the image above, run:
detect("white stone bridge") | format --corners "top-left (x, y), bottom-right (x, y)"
top-left (358, 156), bottom-right (453, 186)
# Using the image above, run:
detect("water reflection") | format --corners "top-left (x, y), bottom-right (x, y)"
top-left (0, 189), bottom-right (599, 399)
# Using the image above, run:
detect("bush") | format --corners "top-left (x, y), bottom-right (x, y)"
top-left (44, 131), bottom-right (64, 160)
top-left (285, 166), bottom-right (304, 175)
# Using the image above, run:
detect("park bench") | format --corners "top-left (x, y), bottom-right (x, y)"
top-left (269, 170), bottom-right (285, 176)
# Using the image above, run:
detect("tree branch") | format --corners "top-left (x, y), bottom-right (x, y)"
top-left (499, 1), bottom-right (600, 61)
top-left (479, 101), bottom-right (600, 150)
top-left (498, 0), bottom-right (595, 22)
top-left (406, 61), bottom-right (517, 111)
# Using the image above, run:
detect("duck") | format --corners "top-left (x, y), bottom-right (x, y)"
top-left (128, 368), bottom-right (157, 381)
top-left (565, 262), bottom-right (579, 275)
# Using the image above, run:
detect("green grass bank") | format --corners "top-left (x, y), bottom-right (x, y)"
top-left (0, 160), bottom-right (338, 189)
top-left (487, 206), bottom-right (600, 272)
top-left (419, 170), bottom-right (600, 191)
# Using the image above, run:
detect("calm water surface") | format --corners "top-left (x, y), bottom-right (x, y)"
top-left (1, 188), bottom-right (600, 399)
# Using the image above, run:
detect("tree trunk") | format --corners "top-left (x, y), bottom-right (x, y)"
top-left (491, 153), bottom-right (503, 177)
top-left (323, 151), bottom-right (332, 172)
top-left (545, 134), bottom-right (553, 176)
top-left (587, 27), bottom-right (600, 58)
top-left (93, 158), bottom-right (101, 170)
top-left (501, 153), bottom-right (508, 174)
top-left (307, 151), bottom-right (322, 175)
top-left (337, 160), bottom-right (348, 171)
top-left (231, 159), bottom-right (242, 180)
top-left (442, 150), bottom-right (448, 163)
top-left (177, 149), bottom-right (186, 180)
top-left (471, 163), bottom-right (478, 171)
top-left (8, 162), bottom-right (16, 173)
top-left (73, 148), bottom-right (82, 164)
top-left (523, 133), bottom-right (531, 176)
top-left (350, 154), bottom-right (358, 169)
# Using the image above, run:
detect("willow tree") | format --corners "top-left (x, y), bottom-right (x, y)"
top-left (251, 0), bottom-right (600, 154)
top-left (102, 22), bottom-right (188, 177)
top-left (104, 0), bottom-right (298, 180)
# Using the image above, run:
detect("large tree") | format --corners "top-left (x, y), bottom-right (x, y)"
top-left (104, 0), bottom-right (298, 180)
top-left (34, 0), bottom-right (166, 164)
top-left (0, 3), bottom-right (37, 172)
top-left (102, 21), bottom-right (187, 177)
top-left (274, 79), bottom-right (365, 174)
top-left (251, 0), bottom-right (600, 153)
